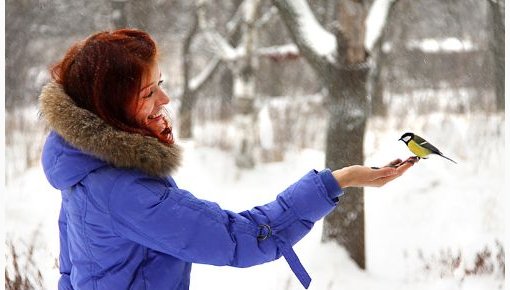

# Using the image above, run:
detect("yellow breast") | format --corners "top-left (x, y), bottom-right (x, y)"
top-left (407, 140), bottom-right (432, 158)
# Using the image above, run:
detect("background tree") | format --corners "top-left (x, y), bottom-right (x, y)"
top-left (272, 0), bottom-right (371, 268)
top-left (111, 0), bottom-right (129, 29)
top-left (381, 0), bottom-right (491, 114)
top-left (367, 0), bottom-right (398, 117)
top-left (487, 0), bottom-right (505, 111)
top-left (178, 1), bottom-right (222, 139)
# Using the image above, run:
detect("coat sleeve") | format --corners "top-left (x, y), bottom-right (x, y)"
top-left (108, 169), bottom-right (343, 286)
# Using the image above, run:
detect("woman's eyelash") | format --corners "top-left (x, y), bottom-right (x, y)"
top-left (143, 80), bottom-right (164, 98)
top-left (144, 91), bottom-right (154, 98)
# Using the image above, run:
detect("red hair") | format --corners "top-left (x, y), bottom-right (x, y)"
top-left (51, 29), bottom-right (161, 140)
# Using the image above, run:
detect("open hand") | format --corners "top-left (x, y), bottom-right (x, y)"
top-left (332, 157), bottom-right (418, 188)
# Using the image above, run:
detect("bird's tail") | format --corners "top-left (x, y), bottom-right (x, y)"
top-left (440, 154), bottom-right (457, 164)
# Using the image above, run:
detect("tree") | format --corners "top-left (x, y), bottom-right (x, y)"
top-left (272, 0), bottom-right (393, 269)
top-left (204, 0), bottom-right (301, 168)
top-left (367, 0), bottom-right (398, 117)
top-left (487, 0), bottom-right (504, 111)
top-left (178, 0), bottom-right (241, 139)
top-left (111, 0), bottom-right (128, 29)
top-left (230, 0), bottom-right (262, 168)
top-left (179, 4), bottom-right (201, 138)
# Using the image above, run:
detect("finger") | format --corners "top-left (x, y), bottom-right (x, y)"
top-left (396, 160), bottom-right (415, 174)
top-left (370, 158), bottom-right (417, 187)
top-left (391, 156), bottom-right (418, 168)
top-left (386, 159), bottom-right (403, 167)
top-left (369, 166), bottom-right (397, 180)
top-left (374, 173), bottom-right (400, 186)
top-left (371, 159), bottom-right (403, 170)
top-left (404, 156), bottom-right (419, 164)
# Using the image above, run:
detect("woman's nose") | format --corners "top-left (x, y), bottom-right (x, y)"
top-left (157, 90), bottom-right (170, 105)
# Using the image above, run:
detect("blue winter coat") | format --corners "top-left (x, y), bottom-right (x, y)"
top-left (39, 82), bottom-right (343, 290)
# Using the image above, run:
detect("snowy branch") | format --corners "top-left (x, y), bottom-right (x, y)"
top-left (254, 6), bottom-right (278, 29)
top-left (178, 1), bottom-right (222, 100)
top-left (256, 44), bottom-right (299, 61)
top-left (174, 57), bottom-right (221, 99)
top-left (205, 30), bottom-right (300, 62)
top-left (225, 0), bottom-right (244, 34)
top-left (272, 0), bottom-right (337, 74)
top-left (365, 0), bottom-right (397, 52)
top-left (189, 57), bottom-right (221, 92)
top-left (204, 30), bottom-right (243, 61)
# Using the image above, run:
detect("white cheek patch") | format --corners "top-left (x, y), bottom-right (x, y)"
top-left (403, 136), bottom-right (411, 142)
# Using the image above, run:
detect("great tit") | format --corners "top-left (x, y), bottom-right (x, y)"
top-left (398, 132), bottom-right (457, 163)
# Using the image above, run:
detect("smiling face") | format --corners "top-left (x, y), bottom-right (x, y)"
top-left (129, 62), bottom-right (174, 144)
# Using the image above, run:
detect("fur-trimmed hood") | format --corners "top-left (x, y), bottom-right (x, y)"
top-left (39, 81), bottom-right (181, 178)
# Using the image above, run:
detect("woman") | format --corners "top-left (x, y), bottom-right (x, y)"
top-left (39, 29), bottom-right (415, 290)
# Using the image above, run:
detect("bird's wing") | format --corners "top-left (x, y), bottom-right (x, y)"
top-left (413, 134), bottom-right (442, 154)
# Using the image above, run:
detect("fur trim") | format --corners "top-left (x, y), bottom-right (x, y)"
top-left (39, 81), bottom-right (182, 177)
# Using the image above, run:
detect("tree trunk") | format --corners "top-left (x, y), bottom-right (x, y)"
top-left (271, 0), bottom-right (370, 268)
top-left (179, 94), bottom-right (194, 139)
top-left (179, 7), bottom-right (199, 139)
top-left (111, 0), bottom-right (128, 29)
top-left (322, 64), bottom-right (369, 269)
top-left (487, 0), bottom-right (505, 111)
top-left (233, 0), bottom-right (261, 168)
top-left (369, 42), bottom-right (387, 117)
top-left (219, 0), bottom-right (243, 122)
top-left (368, 0), bottom-right (398, 117)
top-left (321, 0), bottom-right (369, 269)
top-left (219, 67), bottom-right (234, 121)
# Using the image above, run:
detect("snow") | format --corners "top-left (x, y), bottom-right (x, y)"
top-left (406, 38), bottom-right (477, 53)
top-left (257, 43), bottom-right (299, 58)
top-left (189, 58), bottom-right (220, 91)
top-left (286, 0), bottom-right (337, 62)
top-left (365, 0), bottom-right (395, 51)
top-left (4, 111), bottom-right (505, 290)
top-left (258, 105), bottom-right (274, 150)
top-left (206, 31), bottom-right (243, 61)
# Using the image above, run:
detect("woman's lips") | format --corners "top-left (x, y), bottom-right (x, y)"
top-left (145, 107), bottom-right (174, 144)
top-left (147, 114), bottom-right (162, 122)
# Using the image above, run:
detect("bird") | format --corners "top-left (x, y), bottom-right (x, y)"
top-left (398, 132), bottom-right (457, 164)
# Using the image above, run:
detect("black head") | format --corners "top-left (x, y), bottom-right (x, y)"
top-left (399, 132), bottom-right (414, 144)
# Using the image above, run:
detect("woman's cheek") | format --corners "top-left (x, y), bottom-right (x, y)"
top-left (136, 108), bottom-right (151, 125)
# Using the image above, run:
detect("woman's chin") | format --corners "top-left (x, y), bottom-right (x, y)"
top-left (164, 131), bottom-right (174, 144)
top-left (160, 127), bottom-right (174, 144)
top-left (145, 118), bottom-right (174, 144)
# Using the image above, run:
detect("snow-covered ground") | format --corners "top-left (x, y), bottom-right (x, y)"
top-left (5, 113), bottom-right (505, 290)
